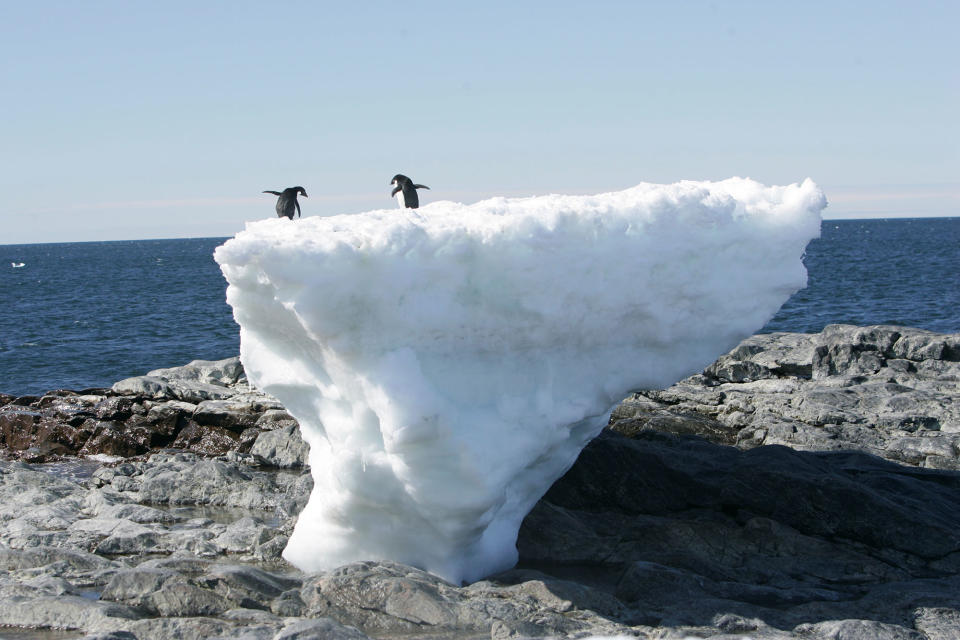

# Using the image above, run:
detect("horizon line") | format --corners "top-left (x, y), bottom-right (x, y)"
top-left (2, 214), bottom-right (957, 247)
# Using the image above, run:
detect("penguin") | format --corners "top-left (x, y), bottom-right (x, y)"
top-left (262, 186), bottom-right (307, 219)
top-left (390, 174), bottom-right (430, 209)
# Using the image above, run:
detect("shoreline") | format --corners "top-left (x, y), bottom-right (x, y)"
top-left (1, 322), bottom-right (959, 639)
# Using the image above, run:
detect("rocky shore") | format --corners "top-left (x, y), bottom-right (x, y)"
top-left (1, 323), bottom-right (959, 639)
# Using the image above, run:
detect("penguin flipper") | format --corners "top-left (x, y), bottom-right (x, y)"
top-left (391, 186), bottom-right (402, 197)
top-left (295, 199), bottom-right (301, 218)
top-left (263, 190), bottom-right (282, 196)
top-left (413, 184), bottom-right (430, 190)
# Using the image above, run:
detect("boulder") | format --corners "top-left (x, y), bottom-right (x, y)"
top-left (250, 422), bottom-right (310, 468)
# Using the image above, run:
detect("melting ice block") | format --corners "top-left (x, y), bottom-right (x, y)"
top-left (214, 178), bottom-right (825, 584)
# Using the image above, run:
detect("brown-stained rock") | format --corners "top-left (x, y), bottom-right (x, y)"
top-left (95, 396), bottom-right (140, 421)
top-left (78, 421), bottom-right (154, 458)
top-left (192, 400), bottom-right (263, 432)
top-left (171, 421), bottom-right (239, 456)
top-left (238, 427), bottom-right (262, 453)
top-left (0, 409), bottom-right (42, 450)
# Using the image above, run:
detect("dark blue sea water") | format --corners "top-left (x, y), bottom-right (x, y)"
top-left (1, 218), bottom-right (958, 395)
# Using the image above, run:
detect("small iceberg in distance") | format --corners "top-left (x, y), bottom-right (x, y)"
top-left (214, 177), bottom-right (826, 584)
top-left (11, 262), bottom-right (25, 268)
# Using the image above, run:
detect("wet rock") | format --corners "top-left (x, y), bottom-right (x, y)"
top-left (171, 421), bottom-right (240, 455)
top-left (78, 421), bottom-right (153, 458)
top-left (213, 516), bottom-right (278, 553)
top-left (79, 632), bottom-right (138, 640)
top-left (274, 618), bottom-right (371, 640)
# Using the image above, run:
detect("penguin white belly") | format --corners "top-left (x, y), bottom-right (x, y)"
top-left (396, 189), bottom-right (406, 208)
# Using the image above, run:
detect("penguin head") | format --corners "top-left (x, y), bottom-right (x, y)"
top-left (390, 174), bottom-right (410, 187)
top-left (293, 186), bottom-right (308, 198)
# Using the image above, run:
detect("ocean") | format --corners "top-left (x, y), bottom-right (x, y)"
top-left (1, 218), bottom-right (958, 396)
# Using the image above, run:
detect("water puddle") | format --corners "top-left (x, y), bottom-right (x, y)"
top-left (23, 459), bottom-right (102, 483)
top-left (162, 504), bottom-right (282, 528)
top-left (0, 630), bottom-right (84, 640)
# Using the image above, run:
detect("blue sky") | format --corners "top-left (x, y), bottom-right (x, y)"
top-left (1, 1), bottom-right (957, 244)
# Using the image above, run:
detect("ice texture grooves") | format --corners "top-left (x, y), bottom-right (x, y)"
top-left (214, 177), bottom-right (825, 583)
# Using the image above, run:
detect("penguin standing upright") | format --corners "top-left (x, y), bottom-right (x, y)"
top-left (390, 174), bottom-right (430, 209)
top-left (262, 186), bottom-right (307, 219)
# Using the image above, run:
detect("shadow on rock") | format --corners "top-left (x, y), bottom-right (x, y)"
top-left (516, 428), bottom-right (960, 631)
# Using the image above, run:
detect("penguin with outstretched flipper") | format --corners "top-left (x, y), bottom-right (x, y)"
top-left (263, 186), bottom-right (307, 219)
top-left (390, 174), bottom-right (430, 209)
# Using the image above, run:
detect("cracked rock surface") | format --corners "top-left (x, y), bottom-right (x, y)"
top-left (1, 324), bottom-right (959, 639)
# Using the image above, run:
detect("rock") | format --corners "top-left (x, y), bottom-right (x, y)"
top-left (914, 607), bottom-right (960, 640)
top-left (520, 428), bottom-right (960, 629)
top-left (793, 619), bottom-right (924, 639)
top-left (0, 591), bottom-right (140, 631)
top-left (256, 409), bottom-right (299, 430)
top-left (621, 324), bottom-right (960, 467)
top-left (171, 421), bottom-right (240, 455)
top-left (274, 618), bottom-right (371, 640)
top-left (101, 567), bottom-right (232, 616)
top-left (79, 633), bottom-right (138, 640)
top-left (4, 328), bottom-right (960, 638)
top-left (213, 516), bottom-right (277, 553)
top-left (78, 421), bottom-right (153, 458)
top-left (193, 399), bottom-right (264, 431)
top-left (251, 422), bottom-right (310, 468)
top-left (203, 564), bottom-right (301, 610)
top-left (147, 357), bottom-right (245, 386)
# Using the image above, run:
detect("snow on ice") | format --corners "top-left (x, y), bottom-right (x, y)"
top-left (214, 178), bottom-right (826, 584)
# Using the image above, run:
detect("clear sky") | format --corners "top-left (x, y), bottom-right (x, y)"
top-left (1, 1), bottom-right (957, 244)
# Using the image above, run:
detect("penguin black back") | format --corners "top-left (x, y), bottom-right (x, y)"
top-left (390, 174), bottom-right (430, 209)
top-left (263, 186), bottom-right (307, 219)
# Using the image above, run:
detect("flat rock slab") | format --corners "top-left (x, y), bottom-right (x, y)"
top-left (614, 324), bottom-right (960, 469)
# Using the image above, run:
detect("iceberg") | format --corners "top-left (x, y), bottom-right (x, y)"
top-left (214, 177), bottom-right (825, 584)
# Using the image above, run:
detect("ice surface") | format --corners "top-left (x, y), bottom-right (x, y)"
top-left (214, 178), bottom-right (825, 584)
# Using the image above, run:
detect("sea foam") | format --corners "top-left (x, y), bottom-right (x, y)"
top-left (214, 177), bottom-right (825, 584)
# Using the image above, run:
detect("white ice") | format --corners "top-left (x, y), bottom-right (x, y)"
top-left (214, 177), bottom-right (825, 584)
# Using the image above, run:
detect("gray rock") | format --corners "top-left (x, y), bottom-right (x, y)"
top-left (620, 324), bottom-right (960, 467)
top-left (147, 357), bottom-right (245, 387)
top-left (914, 607), bottom-right (960, 640)
top-left (256, 409), bottom-right (299, 430)
top-left (793, 619), bottom-right (924, 640)
top-left (0, 591), bottom-right (140, 630)
top-left (274, 618), bottom-right (371, 640)
top-left (203, 564), bottom-right (301, 610)
top-left (213, 516), bottom-right (278, 553)
top-left (251, 422), bottom-right (310, 468)
top-left (101, 567), bottom-right (232, 616)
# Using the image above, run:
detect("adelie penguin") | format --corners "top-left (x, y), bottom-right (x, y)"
top-left (390, 174), bottom-right (430, 209)
top-left (263, 186), bottom-right (307, 219)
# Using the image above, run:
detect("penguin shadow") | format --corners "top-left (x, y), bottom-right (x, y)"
top-left (505, 429), bottom-right (960, 631)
